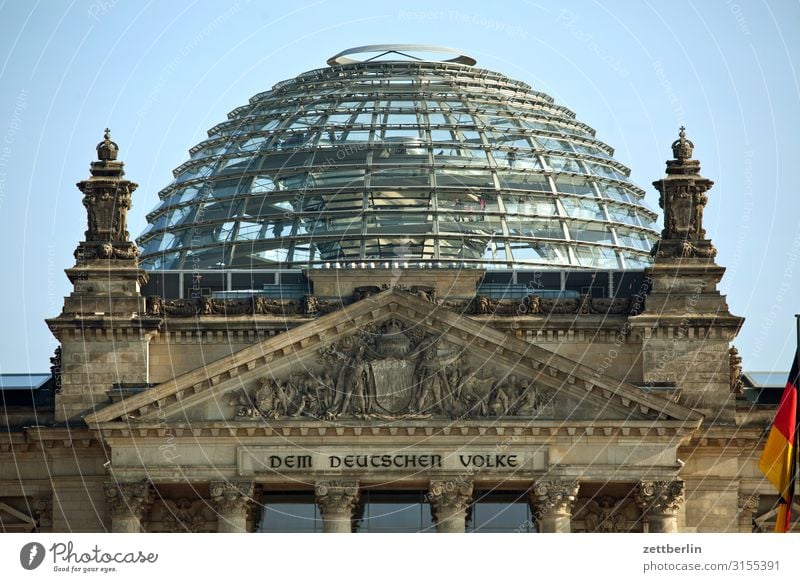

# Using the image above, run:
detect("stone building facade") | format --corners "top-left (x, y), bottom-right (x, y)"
top-left (0, 49), bottom-right (783, 534)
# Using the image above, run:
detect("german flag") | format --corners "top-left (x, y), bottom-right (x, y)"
top-left (759, 353), bottom-right (799, 532)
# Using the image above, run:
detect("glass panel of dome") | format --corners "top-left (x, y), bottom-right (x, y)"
top-left (198, 200), bottom-right (245, 222)
top-left (434, 169), bottom-right (494, 188)
top-left (616, 229), bottom-right (652, 251)
top-left (498, 173), bottom-right (551, 192)
top-left (607, 204), bottom-right (644, 227)
top-left (369, 221), bottom-right (433, 236)
top-left (553, 177), bottom-right (595, 197)
top-left (175, 163), bottom-right (213, 183)
top-left (560, 198), bottom-right (605, 221)
top-left (574, 245), bottom-right (616, 268)
top-left (480, 240), bottom-right (507, 263)
top-left (146, 251), bottom-right (180, 270)
top-left (622, 253), bottom-right (651, 269)
top-left (372, 168), bottom-right (428, 186)
top-left (249, 176), bottom-right (276, 193)
top-left (598, 184), bottom-right (633, 203)
top-left (536, 137), bottom-right (574, 152)
top-left (309, 170), bottom-right (366, 188)
top-left (585, 161), bottom-right (627, 180)
top-left (237, 136), bottom-right (268, 152)
top-left (166, 206), bottom-right (197, 228)
top-left (235, 222), bottom-right (266, 241)
top-left (546, 155), bottom-right (583, 173)
top-left (369, 190), bottom-right (431, 208)
top-left (568, 223), bottom-right (614, 245)
top-left (513, 219), bottom-right (566, 240)
top-left (334, 130), bottom-right (371, 143)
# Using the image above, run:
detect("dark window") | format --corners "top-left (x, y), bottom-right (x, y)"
top-left (356, 491), bottom-right (434, 533)
top-left (468, 490), bottom-right (535, 533)
top-left (258, 492), bottom-right (322, 533)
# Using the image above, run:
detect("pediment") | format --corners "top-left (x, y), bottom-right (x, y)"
top-left (85, 289), bottom-right (703, 427)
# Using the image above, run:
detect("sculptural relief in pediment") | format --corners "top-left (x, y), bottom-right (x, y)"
top-left (227, 318), bottom-right (555, 421)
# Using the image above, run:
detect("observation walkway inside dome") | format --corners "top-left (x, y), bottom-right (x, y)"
top-left (137, 45), bottom-right (659, 282)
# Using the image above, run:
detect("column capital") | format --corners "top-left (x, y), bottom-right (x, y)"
top-left (738, 492), bottom-right (760, 514)
top-left (428, 479), bottom-right (473, 533)
top-left (104, 480), bottom-right (153, 519)
top-left (529, 479), bottom-right (579, 518)
top-left (428, 479), bottom-right (473, 520)
top-left (315, 480), bottom-right (360, 516)
top-left (209, 481), bottom-right (255, 515)
top-left (635, 480), bottom-right (685, 516)
top-left (315, 481), bottom-right (360, 533)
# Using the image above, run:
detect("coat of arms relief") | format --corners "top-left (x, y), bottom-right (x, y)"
top-left (228, 318), bottom-right (554, 421)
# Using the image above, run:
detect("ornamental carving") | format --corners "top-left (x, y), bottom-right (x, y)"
top-left (228, 319), bottom-right (555, 420)
top-left (635, 480), bottom-right (685, 516)
top-left (209, 481), bottom-right (254, 515)
top-left (529, 480), bottom-right (579, 518)
top-left (738, 493), bottom-right (759, 514)
top-left (144, 294), bottom-right (336, 318)
top-left (577, 496), bottom-right (639, 533)
top-left (729, 346), bottom-right (744, 395)
top-left (451, 294), bottom-right (633, 317)
top-left (104, 480), bottom-right (153, 518)
top-left (31, 496), bottom-right (53, 530)
top-left (49, 347), bottom-right (62, 393)
top-left (315, 481), bottom-right (360, 517)
top-left (161, 498), bottom-right (209, 533)
top-left (428, 480), bottom-right (473, 520)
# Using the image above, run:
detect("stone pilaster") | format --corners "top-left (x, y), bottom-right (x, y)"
top-left (315, 481), bottom-right (360, 533)
top-left (636, 480), bottom-right (685, 533)
top-left (209, 481), bottom-right (254, 533)
top-left (737, 493), bottom-right (759, 533)
top-left (428, 480), bottom-right (473, 533)
top-left (529, 479), bottom-right (579, 533)
top-left (104, 480), bottom-right (153, 533)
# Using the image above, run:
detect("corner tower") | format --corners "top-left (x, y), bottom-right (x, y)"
top-left (47, 131), bottom-right (161, 422)
top-left (631, 128), bottom-right (744, 422)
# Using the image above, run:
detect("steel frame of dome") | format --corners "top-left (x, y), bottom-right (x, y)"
top-left (137, 47), bottom-right (659, 271)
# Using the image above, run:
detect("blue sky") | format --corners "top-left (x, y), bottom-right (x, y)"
top-left (0, 0), bottom-right (798, 374)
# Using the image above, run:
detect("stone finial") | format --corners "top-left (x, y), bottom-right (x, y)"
top-left (74, 129), bottom-right (139, 262)
top-left (635, 480), bottom-right (685, 516)
top-left (671, 126), bottom-right (694, 161)
top-left (96, 128), bottom-right (119, 161)
top-left (209, 481), bottom-right (254, 515)
top-left (104, 480), bottom-right (153, 518)
top-left (651, 128), bottom-right (716, 260)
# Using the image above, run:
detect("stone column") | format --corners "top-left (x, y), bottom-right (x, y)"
top-left (315, 481), bottom-right (360, 533)
top-left (428, 480), bottom-right (473, 533)
top-left (528, 479), bottom-right (579, 533)
top-left (636, 480), bottom-right (685, 533)
top-left (104, 480), bottom-right (153, 533)
top-left (738, 493), bottom-right (760, 533)
top-left (209, 481), bottom-right (254, 533)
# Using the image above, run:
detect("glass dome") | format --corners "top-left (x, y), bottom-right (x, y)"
top-left (137, 45), bottom-right (659, 271)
